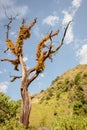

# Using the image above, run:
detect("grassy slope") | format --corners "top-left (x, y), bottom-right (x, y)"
top-left (30, 64), bottom-right (87, 128)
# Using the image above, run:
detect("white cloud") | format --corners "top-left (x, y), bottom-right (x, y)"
top-left (0, 69), bottom-right (7, 74)
top-left (23, 56), bottom-right (28, 62)
top-left (36, 73), bottom-right (45, 81)
top-left (13, 6), bottom-right (29, 18)
top-left (62, 0), bottom-right (82, 44)
top-left (0, 0), bottom-right (15, 7)
top-left (0, 82), bottom-right (9, 93)
top-left (73, 39), bottom-right (87, 49)
top-left (40, 73), bottom-right (44, 78)
top-left (43, 15), bottom-right (59, 26)
top-left (10, 31), bottom-right (17, 37)
top-left (62, 11), bottom-right (73, 25)
top-left (76, 44), bottom-right (87, 64)
top-left (72, 0), bottom-right (82, 8)
top-left (0, 0), bottom-right (29, 19)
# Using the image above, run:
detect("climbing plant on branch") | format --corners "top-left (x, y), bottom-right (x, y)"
top-left (0, 16), bottom-right (71, 128)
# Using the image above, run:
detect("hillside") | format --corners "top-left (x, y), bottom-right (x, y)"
top-left (30, 64), bottom-right (87, 128)
top-left (32, 64), bottom-right (87, 104)
top-left (0, 64), bottom-right (87, 130)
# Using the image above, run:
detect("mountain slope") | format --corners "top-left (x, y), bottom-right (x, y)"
top-left (30, 64), bottom-right (87, 128)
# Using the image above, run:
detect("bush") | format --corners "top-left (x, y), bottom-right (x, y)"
top-left (73, 101), bottom-right (83, 115)
top-left (0, 92), bottom-right (19, 124)
top-left (45, 95), bottom-right (51, 100)
top-left (74, 72), bottom-right (82, 85)
top-left (53, 115), bottom-right (87, 130)
top-left (0, 118), bottom-right (35, 130)
top-left (54, 111), bottom-right (57, 116)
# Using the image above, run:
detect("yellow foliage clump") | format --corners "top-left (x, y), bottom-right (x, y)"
top-left (35, 62), bottom-right (45, 73)
top-left (35, 34), bottom-right (51, 73)
top-left (35, 51), bottom-right (47, 73)
top-left (6, 19), bottom-right (36, 57)
top-left (36, 34), bottom-right (50, 59)
top-left (36, 51), bottom-right (47, 62)
top-left (6, 39), bottom-right (17, 56)
top-left (11, 58), bottom-right (20, 71)
top-left (15, 25), bottom-right (31, 56)
top-left (6, 25), bottom-right (31, 57)
top-left (18, 25), bottom-right (31, 39)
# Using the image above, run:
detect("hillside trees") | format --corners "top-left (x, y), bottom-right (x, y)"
top-left (0, 15), bottom-right (71, 128)
top-left (0, 92), bottom-right (19, 124)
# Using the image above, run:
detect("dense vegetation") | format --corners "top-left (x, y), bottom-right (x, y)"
top-left (0, 64), bottom-right (87, 130)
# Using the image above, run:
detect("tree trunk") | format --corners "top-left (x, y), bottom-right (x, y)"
top-left (20, 86), bottom-right (31, 129)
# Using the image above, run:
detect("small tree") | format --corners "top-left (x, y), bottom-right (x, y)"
top-left (0, 16), bottom-right (71, 128)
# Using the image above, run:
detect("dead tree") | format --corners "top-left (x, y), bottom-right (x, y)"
top-left (0, 16), bottom-right (71, 128)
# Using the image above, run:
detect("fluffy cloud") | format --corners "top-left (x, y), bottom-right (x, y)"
top-left (43, 15), bottom-right (59, 26)
top-left (0, 0), bottom-right (15, 7)
top-left (0, 0), bottom-right (28, 19)
top-left (0, 82), bottom-right (9, 93)
top-left (62, 0), bottom-right (82, 44)
top-left (76, 44), bottom-right (87, 64)
top-left (23, 56), bottom-right (28, 62)
top-left (62, 11), bottom-right (73, 25)
top-left (0, 69), bottom-right (7, 74)
top-left (40, 73), bottom-right (44, 78)
top-left (72, 0), bottom-right (82, 8)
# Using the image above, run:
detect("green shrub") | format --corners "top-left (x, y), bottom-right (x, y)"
top-left (53, 115), bottom-right (87, 130)
top-left (0, 92), bottom-right (19, 124)
top-left (45, 95), bottom-right (51, 100)
top-left (74, 72), bottom-right (82, 85)
top-left (54, 111), bottom-right (57, 116)
top-left (51, 76), bottom-right (59, 85)
top-left (73, 101), bottom-right (83, 115)
top-left (0, 119), bottom-right (35, 130)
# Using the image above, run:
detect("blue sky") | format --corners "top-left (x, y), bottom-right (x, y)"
top-left (0, 0), bottom-right (87, 100)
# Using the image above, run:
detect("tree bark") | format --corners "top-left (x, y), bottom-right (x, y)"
top-left (20, 83), bottom-right (31, 129)
top-left (19, 55), bottom-right (35, 128)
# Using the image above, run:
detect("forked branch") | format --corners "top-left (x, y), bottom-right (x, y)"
top-left (0, 58), bottom-right (20, 71)
top-left (35, 21), bottom-right (71, 73)
top-left (10, 75), bottom-right (22, 82)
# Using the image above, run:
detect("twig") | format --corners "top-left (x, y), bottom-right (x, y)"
top-left (4, 9), bottom-right (18, 53)
top-left (51, 21), bottom-right (72, 54)
top-left (10, 75), bottom-right (22, 82)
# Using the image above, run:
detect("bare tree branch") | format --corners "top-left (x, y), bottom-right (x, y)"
top-left (44, 21), bottom-right (71, 60)
top-left (4, 14), bottom-right (18, 40)
top-left (51, 21), bottom-right (72, 54)
top-left (28, 17), bottom-right (37, 30)
top-left (28, 72), bottom-right (39, 85)
top-left (10, 75), bottom-right (22, 82)
top-left (3, 9), bottom-right (18, 53)
top-left (27, 67), bottom-right (36, 76)
top-left (0, 58), bottom-right (19, 71)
